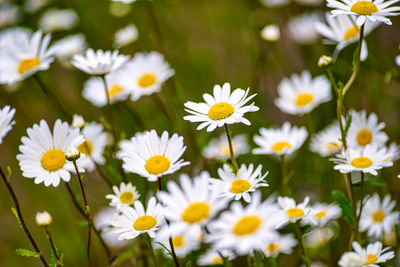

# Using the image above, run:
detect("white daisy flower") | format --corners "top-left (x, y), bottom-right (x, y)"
top-left (346, 110), bottom-right (388, 149)
top-left (338, 251), bottom-right (364, 267)
top-left (327, 0), bottom-right (400, 26)
top-left (0, 29), bottom-right (55, 85)
top-left (274, 71), bottom-right (331, 116)
top-left (209, 164), bottom-right (268, 203)
top-left (0, 3), bottom-right (19, 28)
top-left (303, 203), bottom-right (341, 226)
top-left (331, 144), bottom-right (393, 175)
top-left (52, 34), bottom-right (86, 62)
top-left (305, 227), bottom-right (335, 247)
top-left (184, 82), bottom-right (259, 132)
top-left (197, 249), bottom-right (233, 266)
top-left (16, 120), bottom-right (84, 187)
top-left (25, 0), bottom-right (49, 14)
top-left (352, 241), bottom-right (395, 266)
top-left (111, 197), bottom-right (164, 240)
top-left (260, 24), bottom-right (280, 42)
top-left (118, 130), bottom-right (189, 182)
top-left (288, 13), bottom-right (321, 44)
top-left (202, 134), bottom-right (249, 160)
top-left (38, 9), bottom-right (78, 32)
top-left (276, 196), bottom-right (315, 227)
top-left (261, 0), bottom-right (290, 7)
top-left (316, 13), bottom-right (379, 61)
top-left (157, 172), bottom-right (228, 237)
top-left (310, 122), bottom-right (342, 157)
top-left (72, 48), bottom-right (129, 75)
top-left (76, 122), bottom-right (108, 171)
top-left (0, 105), bottom-right (16, 145)
top-left (261, 232), bottom-right (297, 258)
top-left (253, 122), bottom-right (308, 156)
top-left (294, 0), bottom-right (323, 6)
top-left (113, 24), bottom-right (139, 48)
top-left (120, 52), bottom-right (174, 101)
top-left (359, 194), bottom-right (399, 238)
top-left (207, 192), bottom-right (280, 255)
top-left (106, 182), bottom-right (140, 209)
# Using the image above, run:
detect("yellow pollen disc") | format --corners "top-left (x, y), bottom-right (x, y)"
top-left (232, 215), bottom-right (262, 236)
top-left (286, 208), bottom-right (304, 219)
top-left (356, 129), bottom-right (372, 146)
top-left (119, 192), bottom-right (134, 205)
top-left (229, 179), bottom-right (251, 194)
top-left (182, 202), bottom-right (210, 224)
top-left (221, 144), bottom-right (234, 157)
top-left (108, 85), bottom-right (124, 99)
top-left (77, 140), bottom-right (93, 156)
top-left (266, 243), bottom-right (279, 253)
top-left (295, 93), bottom-right (314, 107)
top-left (371, 210), bottom-right (385, 223)
top-left (212, 257), bottom-right (222, 264)
top-left (133, 215), bottom-right (157, 231)
top-left (326, 142), bottom-right (341, 153)
top-left (172, 236), bottom-right (185, 248)
top-left (41, 149), bottom-right (66, 172)
top-left (351, 157), bottom-right (373, 168)
top-left (314, 211), bottom-right (327, 220)
top-left (138, 73), bottom-right (157, 88)
top-left (363, 254), bottom-right (378, 265)
top-left (208, 102), bottom-right (235, 120)
top-left (351, 1), bottom-right (378, 15)
top-left (18, 57), bottom-right (40, 75)
top-left (145, 155), bottom-right (170, 175)
top-left (272, 141), bottom-right (292, 152)
top-left (344, 26), bottom-right (360, 41)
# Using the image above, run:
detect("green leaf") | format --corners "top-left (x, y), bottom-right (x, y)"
top-left (15, 248), bottom-right (40, 258)
top-left (50, 250), bottom-right (57, 267)
top-left (6, 165), bottom-right (12, 182)
top-left (76, 220), bottom-right (88, 227)
top-left (99, 116), bottom-right (111, 130)
top-left (332, 190), bottom-right (354, 224)
top-left (185, 261), bottom-right (191, 267)
top-left (354, 179), bottom-right (386, 187)
top-left (11, 207), bottom-right (23, 229)
top-left (344, 115), bottom-right (352, 134)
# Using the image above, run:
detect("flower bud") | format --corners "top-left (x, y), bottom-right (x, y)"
top-left (72, 114), bottom-right (85, 129)
top-left (35, 211), bottom-right (52, 227)
top-left (318, 55), bottom-right (333, 68)
top-left (66, 147), bottom-right (80, 161)
top-left (260, 25), bottom-right (280, 42)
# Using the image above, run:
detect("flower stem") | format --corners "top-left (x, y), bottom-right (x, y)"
top-left (0, 166), bottom-right (49, 267)
top-left (355, 172), bottom-right (365, 241)
top-left (145, 233), bottom-right (159, 267)
top-left (280, 155), bottom-right (287, 196)
top-left (45, 227), bottom-right (61, 266)
top-left (294, 222), bottom-right (310, 267)
top-left (223, 124), bottom-right (239, 173)
top-left (100, 75), bottom-right (118, 150)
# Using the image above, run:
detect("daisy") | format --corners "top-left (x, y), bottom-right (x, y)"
top-left (287, 13), bottom-right (321, 44)
top-left (310, 122), bottom-right (342, 157)
top-left (111, 197), bottom-right (164, 240)
top-left (359, 194), bottom-right (399, 238)
top-left (0, 29), bottom-right (55, 85)
top-left (38, 8), bottom-right (78, 32)
top-left (305, 227), bottom-right (335, 247)
top-left (157, 172), bottom-right (228, 237)
top-left (209, 163), bottom-right (268, 203)
top-left (338, 252), bottom-right (364, 267)
top-left (315, 13), bottom-right (379, 61)
top-left (274, 71), bottom-right (331, 115)
top-left (346, 110), bottom-right (388, 149)
top-left (276, 196), bottom-right (315, 227)
top-left (207, 192), bottom-right (280, 255)
top-left (120, 52), bottom-right (174, 101)
top-left (0, 105), bottom-right (16, 145)
top-left (16, 120), bottom-right (84, 187)
top-left (113, 24), bottom-right (139, 48)
top-left (261, 232), bottom-right (297, 258)
top-left (253, 122), bottom-right (308, 156)
top-left (106, 182), bottom-right (140, 209)
top-left (327, 0), bottom-right (400, 26)
top-left (197, 249), bottom-right (233, 266)
top-left (72, 48), bottom-right (129, 75)
top-left (202, 134), bottom-right (249, 160)
top-left (52, 34), bottom-right (86, 63)
top-left (303, 203), bottom-right (341, 226)
top-left (331, 144), bottom-right (393, 175)
top-left (118, 130), bottom-right (189, 182)
top-left (76, 122), bottom-right (108, 171)
top-left (184, 83), bottom-right (259, 132)
top-left (260, 24), bottom-right (281, 42)
top-left (352, 241), bottom-right (395, 266)
top-left (261, 0), bottom-right (290, 7)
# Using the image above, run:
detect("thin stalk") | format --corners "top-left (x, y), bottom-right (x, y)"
top-left (355, 172), bottom-right (365, 241)
top-left (45, 227), bottom-right (60, 266)
top-left (0, 166), bottom-right (49, 267)
top-left (280, 155), bottom-right (287, 196)
top-left (152, 93), bottom-right (174, 123)
top-left (223, 124), bottom-right (239, 173)
top-left (100, 75), bottom-right (118, 150)
top-left (294, 222), bottom-right (310, 267)
top-left (246, 255), bottom-right (252, 267)
top-left (71, 160), bottom-right (92, 267)
top-left (145, 234), bottom-right (159, 267)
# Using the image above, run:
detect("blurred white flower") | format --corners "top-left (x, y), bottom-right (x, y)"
top-left (25, 0), bottom-right (49, 14)
top-left (0, 105), bottom-right (15, 145)
top-left (310, 122), bottom-right (342, 157)
top-left (0, 3), bottom-right (20, 28)
top-left (396, 45), bottom-right (400, 66)
top-left (351, 241), bottom-right (394, 266)
top-left (39, 9), bottom-right (78, 32)
top-left (52, 34), bottom-right (86, 64)
top-left (276, 196), bottom-right (315, 227)
top-left (35, 211), bottom-right (52, 226)
top-left (71, 114), bottom-right (85, 129)
top-left (113, 24), bottom-right (138, 48)
top-left (260, 24), bottom-right (280, 42)
top-left (305, 227), bottom-right (335, 247)
top-left (294, 0), bottom-right (323, 6)
top-left (202, 134), bottom-right (249, 160)
top-left (338, 251), bottom-right (364, 267)
top-left (303, 203), bottom-right (341, 226)
top-left (261, 232), bottom-right (297, 257)
top-left (260, 0), bottom-right (290, 7)
top-left (288, 13), bottom-right (320, 44)
top-left (112, 0), bottom-right (137, 3)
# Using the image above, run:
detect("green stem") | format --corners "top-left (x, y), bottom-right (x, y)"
top-left (145, 234), bottom-right (158, 267)
top-left (294, 222), bottom-right (310, 267)
top-left (246, 255), bottom-right (252, 267)
top-left (280, 155), bottom-right (287, 196)
top-left (223, 124), bottom-right (239, 173)
top-left (45, 227), bottom-right (61, 266)
top-left (101, 75), bottom-right (118, 150)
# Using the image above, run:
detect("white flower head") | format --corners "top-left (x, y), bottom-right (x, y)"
top-left (72, 114), bottom-right (85, 129)
top-left (338, 251), bottom-right (364, 267)
top-left (52, 34), bottom-right (86, 63)
top-left (288, 13), bottom-right (321, 44)
top-left (305, 227), bottom-right (335, 248)
top-left (113, 24), bottom-right (139, 48)
top-left (260, 24), bottom-right (280, 42)
top-left (35, 211), bottom-right (52, 226)
top-left (38, 9), bottom-right (78, 32)
top-left (352, 241), bottom-right (395, 266)
top-left (202, 134), bottom-right (249, 160)
top-left (106, 182), bottom-right (140, 209)
top-left (261, 232), bottom-right (297, 257)
top-left (0, 105), bottom-right (16, 145)
top-left (303, 203), bottom-right (341, 226)
top-left (276, 196), bottom-right (315, 227)
top-left (197, 249), bottom-right (234, 266)
top-left (184, 83), bottom-right (259, 132)
top-left (310, 122), bottom-right (342, 157)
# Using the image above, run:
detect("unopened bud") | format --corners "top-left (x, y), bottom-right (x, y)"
top-left (72, 114), bottom-right (85, 129)
top-left (260, 25), bottom-right (280, 42)
top-left (318, 55), bottom-right (333, 68)
top-left (35, 211), bottom-right (52, 227)
top-left (66, 147), bottom-right (80, 161)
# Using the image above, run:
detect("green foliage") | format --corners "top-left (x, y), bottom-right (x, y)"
top-left (344, 115), bottom-right (352, 134)
top-left (331, 190), bottom-right (354, 225)
top-left (15, 248), bottom-right (40, 258)
top-left (353, 179), bottom-right (386, 187)
top-left (11, 208), bottom-right (22, 230)
top-left (114, 249), bottom-right (135, 266)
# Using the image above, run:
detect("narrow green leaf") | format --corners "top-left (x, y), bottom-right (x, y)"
top-left (11, 207), bottom-right (23, 229)
top-left (6, 166), bottom-right (12, 182)
top-left (50, 250), bottom-right (57, 267)
top-left (15, 248), bottom-right (40, 258)
top-left (344, 115), bottom-right (352, 134)
top-left (76, 220), bottom-right (88, 227)
top-left (332, 190), bottom-right (354, 224)
top-left (216, 158), bottom-right (234, 172)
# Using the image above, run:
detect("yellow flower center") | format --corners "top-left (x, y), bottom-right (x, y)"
top-left (351, 157), bottom-right (373, 168)
top-left (326, 142), bottom-right (341, 153)
top-left (356, 129), bottom-right (372, 146)
top-left (108, 85), bottom-right (124, 99)
top-left (119, 192), bottom-right (134, 205)
top-left (41, 149), bottom-right (66, 172)
top-left (286, 208), bottom-right (304, 219)
top-left (314, 211), bottom-right (327, 220)
top-left (266, 243), bottom-right (279, 253)
top-left (138, 73), bottom-right (157, 88)
top-left (212, 257), bottom-right (223, 264)
top-left (182, 202), bottom-right (210, 224)
top-left (145, 155), bottom-right (170, 175)
top-left (363, 254), bottom-right (378, 265)
top-left (133, 215), bottom-right (157, 231)
top-left (221, 144), bottom-right (234, 157)
top-left (77, 140), bottom-right (93, 156)
top-left (344, 26), bottom-right (360, 41)
top-left (272, 141), bottom-right (292, 152)
top-left (229, 179), bottom-right (251, 194)
top-left (18, 57), bottom-right (40, 75)
top-left (232, 215), bottom-right (262, 236)
top-left (208, 102), bottom-right (234, 120)
top-left (351, 1), bottom-right (378, 15)
top-left (172, 235), bottom-right (185, 248)
top-left (371, 210), bottom-right (385, 223)
top-left (295, 93), bottom-right (314, 107)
